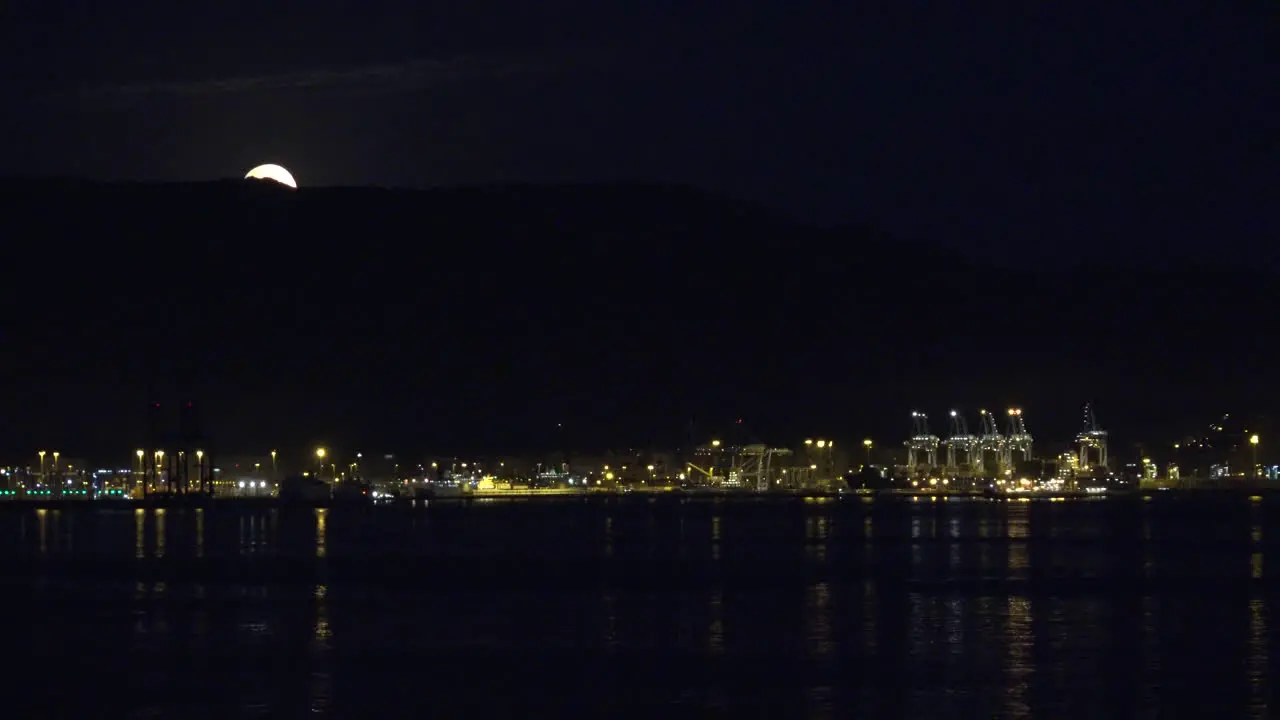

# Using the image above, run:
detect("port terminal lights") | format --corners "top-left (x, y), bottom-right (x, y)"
top-left (1251, 434), bottom-right (1260, 479)
top-left (38, 450), bottom-right (46, 487)
top-left (135, 450), bottom-right (145, 494)
top-left (315, 447), bottom-right (328, 479)
top-left (804, 439), bottom-right (834, 487)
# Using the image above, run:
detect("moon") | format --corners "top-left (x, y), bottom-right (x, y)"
top-left (244, 163), bottom-right (298, 189)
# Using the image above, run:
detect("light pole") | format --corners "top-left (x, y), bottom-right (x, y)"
top-left (155, 450), bottom-right (165, 492)
top-left (52, 452), bottom-right (60, 490)
top-left (271, 450), bottom-right (278, 479)
top-left (196, 450), bottom-right (205, 494)
top-left (1250, 434), bottom-right (1259, 479)
top-left (315, 447), bottom-right (327, 478)
top-left (136, 449), bottom-right (145, 495)
top-left (38, 450), bottom-right (46, 486)
top-left (863, 439), bottom-right (873, 469)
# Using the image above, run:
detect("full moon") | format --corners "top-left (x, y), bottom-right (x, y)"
top-left (244, 163), bottom-right (298, 189)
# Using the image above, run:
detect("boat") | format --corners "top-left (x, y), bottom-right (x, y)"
top-left (332, 481), bottom-right (372, 504)
top-left (416, 478), bottom-right (469, 500)
top-left (279, 475), bottom-right (331, 503)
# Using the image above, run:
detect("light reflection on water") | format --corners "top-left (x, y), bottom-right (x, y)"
top-left (0, 499), bottom-right (1275, 717)
top-left (155, 508), bottom-right (165, 559)
top-left (315, 508), bottom-right (327, 558)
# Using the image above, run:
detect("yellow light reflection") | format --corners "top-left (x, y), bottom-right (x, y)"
top-left (315, 508), bottom-right (327, 558)
top-left (314, 584), bottom-right (331, 643)
top-left (195, 508), bottom-right (205, 558)
top-left (707, 590), bottom-right (724, 656)
top-left (135, 508), bottom-right (145, 558)
top-left (154, 508), bottom-right (166, 559)
top-left (37, 508), bottom-right (47, 555)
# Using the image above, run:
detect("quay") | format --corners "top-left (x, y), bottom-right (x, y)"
top-left (0, 486), bottom-right (1277, 511)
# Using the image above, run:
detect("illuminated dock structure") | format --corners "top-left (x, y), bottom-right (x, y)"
top-left (906, 407), bottom-right (1034, 478)
top-left (905, 411), bottom-right (940, 473)
top-left (687, 441), bottom-right (793, 491)
top-left (1075, 402), bottom-right (1109, 472)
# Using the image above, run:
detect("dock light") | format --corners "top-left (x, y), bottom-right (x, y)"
top-left (711, 440), bottom-right (721, 447)
top-left (315, 447), bottom-right (327, 459)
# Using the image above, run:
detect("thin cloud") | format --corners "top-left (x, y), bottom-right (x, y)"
top-left (64, 52), bottom-right (606, 103)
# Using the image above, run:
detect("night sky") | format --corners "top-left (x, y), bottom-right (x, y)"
top-left (1, 3), bottom-right (1275, 461)
top-left (5, 3), bottom-right (1272, 255)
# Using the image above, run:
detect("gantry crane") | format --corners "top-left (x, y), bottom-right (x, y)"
top-left (1005, 408), bottom-right (1034, 467)
top-left (688, 443), bottom-right (791, 491)
top-left (942, 409), bottom-right (980, 474)
top-left (976, 409), bottom-right (1004, 475)
top-left (905, 411), bottom-right (940, 472)
top-left (1076, 402), bottom-right (1108, 471)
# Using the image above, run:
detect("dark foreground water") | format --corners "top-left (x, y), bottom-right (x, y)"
top-left (2, 495), bottom-right (1277, 718)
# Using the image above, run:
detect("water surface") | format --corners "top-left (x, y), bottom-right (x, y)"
top-left (2, 496), bottom-right (1275, 718)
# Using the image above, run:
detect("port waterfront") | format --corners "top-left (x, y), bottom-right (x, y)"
top-left (0, 485), bottom-right (1277, 511)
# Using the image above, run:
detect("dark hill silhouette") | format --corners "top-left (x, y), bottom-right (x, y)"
top-left (0, 178), bottom-right (1270, 453)
top-left (0, 177), bottom-right (1262, 352)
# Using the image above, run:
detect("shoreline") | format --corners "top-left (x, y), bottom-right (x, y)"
top-left (0, 486), bottom-right (1273, 510)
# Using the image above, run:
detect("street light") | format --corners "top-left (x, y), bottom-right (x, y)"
top-left (38, 450), bottom-right (46, 485)
top-left (196, 450), bottom-right (205, 493)
top-left (863, 439), bottom-right (873, 469)
top-left (52, 452), bottom-right (60, 484)
top-left (315, 447), bottom-right (327, 477)
top-left (270, 450), bottom-right (278, 477)
top-left (1250, 434), bottom-right (1260, 479)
